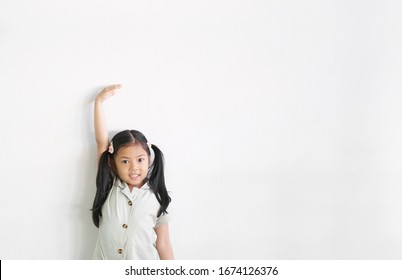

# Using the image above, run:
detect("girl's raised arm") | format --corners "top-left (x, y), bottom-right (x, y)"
top-left (94, 84), bottom-right (122, 160)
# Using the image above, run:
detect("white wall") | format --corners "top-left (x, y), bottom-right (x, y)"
top-left (1, 0), bottom-right (402, 259)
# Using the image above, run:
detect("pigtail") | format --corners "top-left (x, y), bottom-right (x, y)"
top-left (91, 151), bottom-right (114, 228)
top-left (148, 144), bottom-right (171, 217)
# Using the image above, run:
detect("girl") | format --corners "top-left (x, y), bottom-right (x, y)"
top-left (91, 84), bottom-right (173, 260)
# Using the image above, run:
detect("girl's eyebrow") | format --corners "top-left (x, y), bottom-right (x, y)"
top-left (118, 154), bottom-right (147, 159)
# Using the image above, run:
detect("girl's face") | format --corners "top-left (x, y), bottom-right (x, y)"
top-left (113, 143), bottom-right (150, 189)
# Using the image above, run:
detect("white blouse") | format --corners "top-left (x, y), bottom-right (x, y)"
top-left (92, 178), bottom-right (170, 260)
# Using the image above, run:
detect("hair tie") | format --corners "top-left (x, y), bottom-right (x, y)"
top-left (147, 142), bottom-right (155, 171)
top-left (108, 141), bottom-right (114, 154)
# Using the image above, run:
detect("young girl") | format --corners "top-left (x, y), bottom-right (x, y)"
top-left (91, 84), bottom-right (173, 260)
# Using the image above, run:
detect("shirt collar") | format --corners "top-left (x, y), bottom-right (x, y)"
top-left (115, 177), bottom-right (150, 191)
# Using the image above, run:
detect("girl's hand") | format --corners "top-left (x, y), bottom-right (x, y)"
top-left (96, 84), bottom-right (122, 102)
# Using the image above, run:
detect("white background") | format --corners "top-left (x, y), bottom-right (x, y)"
top-left (1, 0), bottom-right (402, 259)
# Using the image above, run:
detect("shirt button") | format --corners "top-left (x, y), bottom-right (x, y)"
top-left (122, 224), bottom-right (128, 229)
top-left (128, 201), bottom-right (133, 206)
top-left (117, 248), bottom-right (123, 254)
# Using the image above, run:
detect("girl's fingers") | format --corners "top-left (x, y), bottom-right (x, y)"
top-left (97, 84), bottom-right (122, 101)
top-left (109, 84), bottom-right (122, 90)
top-left (105, 84), bottom-right (121, 93)
top-left (109, 84), bottom-right (121, 94)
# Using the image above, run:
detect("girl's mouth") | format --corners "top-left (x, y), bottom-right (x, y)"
top-left (129, 174), bottom-right (139, 180)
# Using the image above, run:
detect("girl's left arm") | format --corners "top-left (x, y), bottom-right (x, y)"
top-left (155, 224), bottom-right (174, 260)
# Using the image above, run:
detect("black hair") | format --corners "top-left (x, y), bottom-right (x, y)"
top-left (91, 129), bottom-right (171, 228)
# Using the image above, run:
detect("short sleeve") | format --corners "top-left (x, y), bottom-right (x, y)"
top-left (155, 212), bottom-right (171, 228)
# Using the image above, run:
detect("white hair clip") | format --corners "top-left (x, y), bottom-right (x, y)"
top-left (147, 142), bottom-right (155, 167)
top-left (147, 142), bottom-right (155, 178)
top-left (108, 141), bottom-right (114, 154)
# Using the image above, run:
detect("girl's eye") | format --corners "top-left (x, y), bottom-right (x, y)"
top-left (122, 160), bottom-right (129, 164)
top-left (139, 158), bottom-right (145, 163)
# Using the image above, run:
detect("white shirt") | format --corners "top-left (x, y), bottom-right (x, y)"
top-left (92, 177), bottom-right (170, 260)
